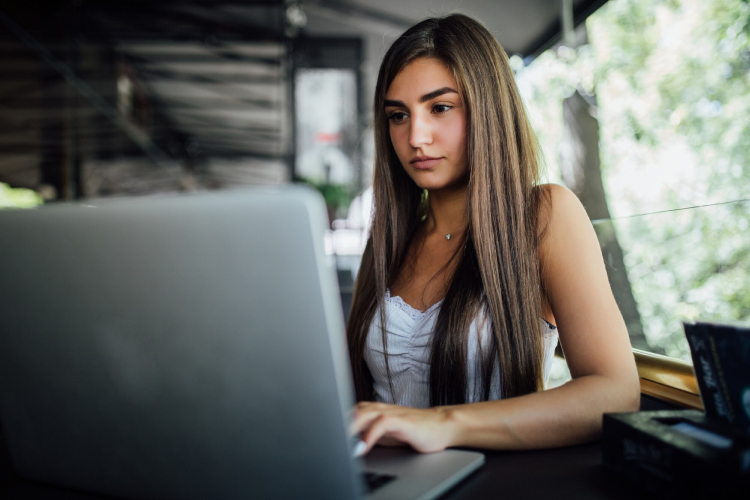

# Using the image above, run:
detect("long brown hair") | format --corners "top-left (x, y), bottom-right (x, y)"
top-left (346, 14), bottom-right (549, 405)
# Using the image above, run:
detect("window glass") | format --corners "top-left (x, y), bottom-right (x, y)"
top-left (517, 0), bottom-right (750, 359)
top-left (295, 68), bottom-right (358, 221)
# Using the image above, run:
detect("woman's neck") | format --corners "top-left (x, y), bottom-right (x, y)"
top-left (423, 185), bottom-right (468, 239)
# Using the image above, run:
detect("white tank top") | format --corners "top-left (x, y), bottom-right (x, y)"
top-left (364, 290), bottom-right (559, 408)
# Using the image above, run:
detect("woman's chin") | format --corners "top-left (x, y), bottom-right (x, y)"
top-left (411, 176), bottom-right (468, 192)
top-left (407, 171), bottom-right (446, 190)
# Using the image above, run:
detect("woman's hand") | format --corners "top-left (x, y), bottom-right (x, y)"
top-left (352, 401), bottom-right (456, 455)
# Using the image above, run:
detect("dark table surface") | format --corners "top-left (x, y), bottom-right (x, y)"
top-left (443, 442), bottom-right (652, 500)
top-left (0, 440), bottom-right (655, 500)
top-left (0, 396), bottom-right (672, 499)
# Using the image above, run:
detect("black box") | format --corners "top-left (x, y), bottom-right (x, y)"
top-left (684, 321), bottom-right (750, 432)
top-left (603, 410), bottom-right (750, 498)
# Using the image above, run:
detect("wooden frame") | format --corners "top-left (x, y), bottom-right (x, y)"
top-left (633, 349), bottom-right (702, 410)
top-left (554, 346), bottom-right (703, 409)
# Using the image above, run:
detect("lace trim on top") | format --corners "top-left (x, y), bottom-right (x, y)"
top-left (385, 289), bottom-right (557, 333)
top-left (385, 289), bottom-right (442, 321)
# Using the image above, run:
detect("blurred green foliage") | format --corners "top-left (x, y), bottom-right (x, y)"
top-left (301, 178), bottom-right (354, 222)
top-left (518, 0), bottom-right (750, 359)
top-left (0, 183), bottom-right (43, 209)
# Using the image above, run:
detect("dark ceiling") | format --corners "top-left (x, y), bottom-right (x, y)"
top-left (302, 0), bottom-right (607, 58)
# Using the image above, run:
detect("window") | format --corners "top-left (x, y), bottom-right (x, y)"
top-left (517, 0), bottom-right (750, 361)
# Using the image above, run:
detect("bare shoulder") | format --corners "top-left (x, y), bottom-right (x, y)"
top-left (535, 183), bottom-right (594, 262)
top-left (532, 186), bottom-right (638, 398)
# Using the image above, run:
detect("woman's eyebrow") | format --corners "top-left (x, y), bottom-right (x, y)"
top-left (383, 87), bottom-right (459, 108)
top-left (419, 87), bottom-right (458, 103)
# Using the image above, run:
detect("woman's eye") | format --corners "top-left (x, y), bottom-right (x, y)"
top-left (388, 112), bottom-right (407, 123)
top-left (433, 104), bottom-right (452, 114)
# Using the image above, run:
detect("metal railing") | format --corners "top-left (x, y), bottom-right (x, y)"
top-left (554, 345), bottom-right (703, 410)
top-left (633, 349), bottom-right (702, 410)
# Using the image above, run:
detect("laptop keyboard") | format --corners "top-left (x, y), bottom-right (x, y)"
top-left (361, 471), bottom-right (396, 493)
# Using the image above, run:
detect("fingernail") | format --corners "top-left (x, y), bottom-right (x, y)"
top-left (353, 440), bottom-right (366, 458)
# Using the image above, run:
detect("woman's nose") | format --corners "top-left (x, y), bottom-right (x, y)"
top-left (409, 113), bottom-right (432, 148)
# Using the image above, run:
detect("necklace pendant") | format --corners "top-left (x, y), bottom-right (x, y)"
top-left (445, 234), bottom-right (451, 240)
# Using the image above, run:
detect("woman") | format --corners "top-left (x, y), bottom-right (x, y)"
top-left (347, 14), bottom-right (640, 455)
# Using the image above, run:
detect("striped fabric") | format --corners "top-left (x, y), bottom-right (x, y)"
top-left (364, 290), bottom-right (560, 408)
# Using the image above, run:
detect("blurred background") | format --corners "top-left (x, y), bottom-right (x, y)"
top-left (1, 0), bottom-right (748, 378)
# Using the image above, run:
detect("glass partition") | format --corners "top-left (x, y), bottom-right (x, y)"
top-left (518, 0), bottom-right (750, 361)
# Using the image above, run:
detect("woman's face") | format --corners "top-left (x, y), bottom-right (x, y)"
top-left (384, 57), bottom-right (469, 192)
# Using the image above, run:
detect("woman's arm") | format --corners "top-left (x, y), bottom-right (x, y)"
top-left (353, 184), bottom-right (640, 453)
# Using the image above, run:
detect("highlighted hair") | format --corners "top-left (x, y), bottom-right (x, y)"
top-left (347, 14), bottom-right (549, 405)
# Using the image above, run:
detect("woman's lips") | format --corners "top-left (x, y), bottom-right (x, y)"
top-left (411, 158), bottom-right (442, 169)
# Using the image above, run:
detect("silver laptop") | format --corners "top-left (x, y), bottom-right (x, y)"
top-left (0, 186), bottom-right (483, 500)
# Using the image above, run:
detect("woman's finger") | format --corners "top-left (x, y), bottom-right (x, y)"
top-left (360, 414), bottom-right (410, 455)
top-left (351, 402), bottom-right (397, 434)
top-left (352, 408), bottom-right (382, 435)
